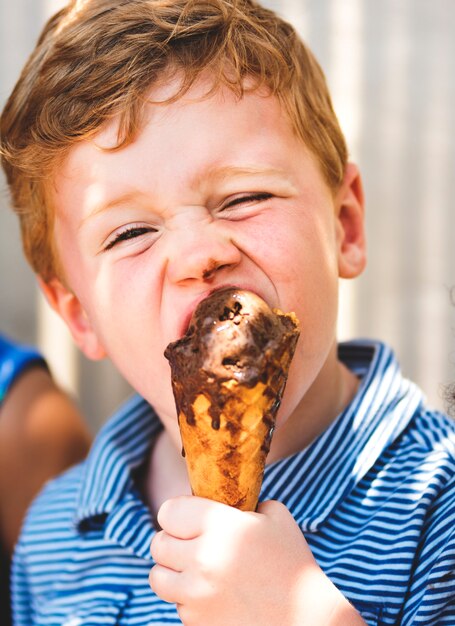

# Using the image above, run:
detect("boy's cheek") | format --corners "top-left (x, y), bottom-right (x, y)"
top-left (106, 339), bottom-right (176, 413)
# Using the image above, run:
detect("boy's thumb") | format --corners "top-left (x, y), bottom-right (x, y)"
top-left (256, 499), bottom-right (290, 520)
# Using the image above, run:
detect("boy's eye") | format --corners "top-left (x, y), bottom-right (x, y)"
top-left (218, 192), bottom-right (273, 213)
top-left (103, 224), bottom-right (158, 251)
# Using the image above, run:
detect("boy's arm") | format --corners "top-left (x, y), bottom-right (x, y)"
top-left (150, 496), bottom-right (367, 626)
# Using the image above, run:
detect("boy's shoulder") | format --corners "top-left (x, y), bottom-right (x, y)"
top-left (25, 394), bottom-right (162, 516)
top-left (398, 405), bottom-right (455, 502)
top-left (12, 396), bottom-right (164, 624)
top-left (408, 404), bottom-right (455, 458)
top-left (18, 459), bottom-right (86, 552)
top-left (336, 339), bottom-right (455, 503)
top-left (18, 393), bottom-right (159, 546)
top-left (341, 339), bottom-right (455, 443)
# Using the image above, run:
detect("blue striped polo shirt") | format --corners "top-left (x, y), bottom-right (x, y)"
top-left (12, 340), bottom-right (455, 625)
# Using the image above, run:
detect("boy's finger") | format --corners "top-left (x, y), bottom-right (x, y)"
top-left (157, 495), bottom-right (202, 538)
top-left (157, 495), bottom-right (234, 538)
top-left (257, 499), bottom-right (291, 520)
top-left (151, 530), bottom-right (188, 572)
top-left (148, 564), bottom-right (183, 605)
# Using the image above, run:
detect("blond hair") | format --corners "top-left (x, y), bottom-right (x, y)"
top-left (1, 0), bottom-right (347, 280)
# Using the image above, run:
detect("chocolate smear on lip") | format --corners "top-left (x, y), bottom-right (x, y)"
top-left (164, 287), bottom-right (300, 510)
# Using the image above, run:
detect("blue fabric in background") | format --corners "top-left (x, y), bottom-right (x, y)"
top-left (0, 334), bottom-right (47, 626)
top-left (0, 334), bottom-right (46, 404)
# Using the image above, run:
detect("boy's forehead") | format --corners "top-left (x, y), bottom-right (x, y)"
top-left (97, 71), bottom-right (272, 144)
top-left (61, 76), bottom-right (293, 171)
top-left (52, 77), bottom-right (317, 218)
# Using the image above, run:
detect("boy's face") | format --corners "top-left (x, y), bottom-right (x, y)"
top-left (45, 77), bottom-right (365, 441)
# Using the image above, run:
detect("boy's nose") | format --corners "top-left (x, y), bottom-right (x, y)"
top-left (166, 224), bottom-right (242, 285)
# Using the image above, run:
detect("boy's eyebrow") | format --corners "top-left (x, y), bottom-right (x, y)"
top-left (199, 165), bottom-right (296, 186)
top-left (79, 191), bottom-right (146, 226)
top-left (80, 166), bottom-right (296, 225)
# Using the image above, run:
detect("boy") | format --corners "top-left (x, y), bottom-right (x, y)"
top-left (1, 0), bottom-right (453, 624)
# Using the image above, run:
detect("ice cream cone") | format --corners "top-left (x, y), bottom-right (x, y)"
top-left (165, 288), bottom-right (299, 511)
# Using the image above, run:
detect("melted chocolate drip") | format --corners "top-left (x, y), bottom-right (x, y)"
top-left (165, 288), bottom-right (300, 435)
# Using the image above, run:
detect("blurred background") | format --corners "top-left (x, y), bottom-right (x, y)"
top-left (1, 0), bottom-right (454, 433)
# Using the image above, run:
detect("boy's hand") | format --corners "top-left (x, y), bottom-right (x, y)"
top-left (149, 496), bottom-right (366, 626)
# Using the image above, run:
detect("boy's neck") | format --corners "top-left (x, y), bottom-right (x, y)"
top-left (139, 428), bottom-right (192, 519)
top-left (267, 342), bottom-right (360, 463)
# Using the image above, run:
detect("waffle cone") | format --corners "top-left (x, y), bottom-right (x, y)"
top-left (178, 380), bottom-right (277, 511)
top-left (165, 288), bottom-right (300, 512)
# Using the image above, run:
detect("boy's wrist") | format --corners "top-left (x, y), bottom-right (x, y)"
top-left (325, 595), bottom-right (367, 626)
top-left (292, 566), bottom-right (367, 626)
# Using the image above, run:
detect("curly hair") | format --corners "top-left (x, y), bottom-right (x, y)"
top-left (0, 0), bottom-right (347, 280)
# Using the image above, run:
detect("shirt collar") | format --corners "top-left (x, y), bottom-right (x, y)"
top-left (75, 340), bottom-right (424, 536)
top-left (260, 340), bottom-right (425, 531)
top-left (75, 394), bottom-right (161, 526)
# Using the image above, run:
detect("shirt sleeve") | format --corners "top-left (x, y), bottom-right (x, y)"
top-left (401, 473), bottom-right (455, 625)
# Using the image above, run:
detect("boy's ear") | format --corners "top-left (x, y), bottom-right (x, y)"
top-left (335, 162), bottom-right (367, 279)
top-left (38, 277), bottom-right (107, 361)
